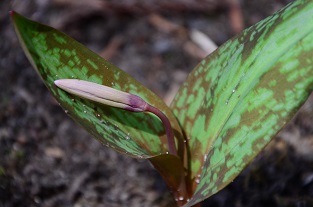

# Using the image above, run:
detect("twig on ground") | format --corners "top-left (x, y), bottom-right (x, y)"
top-left (227, 0), bottom-right (244, 34)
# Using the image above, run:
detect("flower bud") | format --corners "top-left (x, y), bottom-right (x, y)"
top-left (54, 79), bottom-right (148, 112)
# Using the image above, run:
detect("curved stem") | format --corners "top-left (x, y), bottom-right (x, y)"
top-left (54, 79), bottom-right (178, 155)
top-left (145, 104), bottom-right (177, 156)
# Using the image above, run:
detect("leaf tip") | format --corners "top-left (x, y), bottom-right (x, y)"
top-left (9, 10), bottom-right (19, 20)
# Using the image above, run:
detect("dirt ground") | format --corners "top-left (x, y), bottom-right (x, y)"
top-left (1, 0), bottom-right (313, 206)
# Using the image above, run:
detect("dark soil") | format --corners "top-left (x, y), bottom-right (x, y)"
top-left (1, 0), bottom-right (313, 207)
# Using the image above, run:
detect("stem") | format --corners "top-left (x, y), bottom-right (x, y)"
top-left (145, 104), bottom-right (177, 156)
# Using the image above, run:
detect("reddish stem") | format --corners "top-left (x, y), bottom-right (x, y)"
top-left (145, 104), bottom-right (177, 156)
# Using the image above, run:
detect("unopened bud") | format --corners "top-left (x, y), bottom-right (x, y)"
top-left (54, 79), bottom-right (148, 112)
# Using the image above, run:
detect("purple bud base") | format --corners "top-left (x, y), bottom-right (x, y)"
top-left (54, 79), bottom-right (177, 156)
top-left (107, 93), bottom-right (177, 156)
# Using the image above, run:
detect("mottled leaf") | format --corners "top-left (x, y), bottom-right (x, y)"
top-left (12, 11), bottom-right (191, 202)
top-left (170, 0), bottom-right (313, 206)
top-left (11, 11), bottom-right (184, 159)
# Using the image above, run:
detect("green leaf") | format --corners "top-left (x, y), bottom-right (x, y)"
top-left (170, 0), bottom-right (313, 206)
top-left (12, 12), bottom-right (190, 202)
top-left (11, 11), bottom-right (184, 159)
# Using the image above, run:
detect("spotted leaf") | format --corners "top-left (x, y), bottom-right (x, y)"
top-left (11, 11), bottom-right (184, 159)
top-left (170, 0), bottom-right (313, 206)
top-left (11, 11), bottom-right (191, 202)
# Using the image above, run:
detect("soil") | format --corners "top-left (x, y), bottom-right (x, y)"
top-left (1, 0), bottom-right (313, 207)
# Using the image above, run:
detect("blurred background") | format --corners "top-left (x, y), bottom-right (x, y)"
top-left (1, 0), bottom-right (313, 206)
